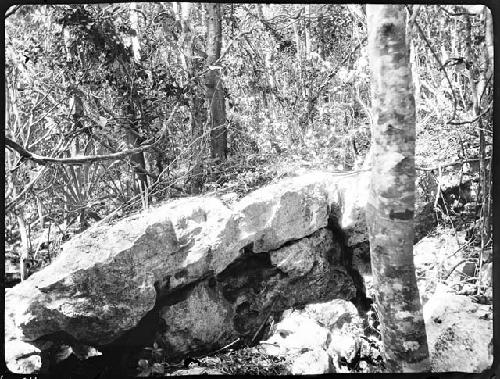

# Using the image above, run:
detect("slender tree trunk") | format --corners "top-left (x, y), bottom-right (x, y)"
top-left (65, 26), bottom-right (89, 228)
top-left (480, 6), bottom-right (493, 244)
top-left (175, 2), bottom-right (206, 193)
top-left (258, 4), bottom-right (276, 125)
top-left (206, 3), bottom-right (227, 161)
top-left (464, 13), bottom-right (490, 249)
top-left (304, 5), bottom-right (311, 60)
top-left (128, 3), bottom-right (148, 196)
top-left (293, 11), bottom-right (303, 101)
top-left (484, 7), bottom-right (493, 80)
top-left (406, 6), bottom-right (420, 111)
top-left (365, 5), bottom-right (430, 372)
top-left (37, 197), bottom-right (45, 230)
top-left (129, 2), bottom-right (141, 62)
top-left (304, 4), bottom-right (313, 126)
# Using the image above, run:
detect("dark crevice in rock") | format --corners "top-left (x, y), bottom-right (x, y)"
top-left (327, 211), bottom-right (372, 313)
top-left (155, 274), bottom-right (206, 306)
top-left (35, 330), bottom-right (115, 377)
top-left (216, 244), bottom-right (277, 281)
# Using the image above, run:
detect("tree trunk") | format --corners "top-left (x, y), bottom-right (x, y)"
top-left (205, 3), bottom-right (227, 161)
top-left (37, 197), bottom-right (45, 230)
top-left (304, 4), bottom-right (311, 61)
top-left (464, 12), bottom-right (490, 249)
top-left (15, 205), bottom-right (30, 281)
top-left (365, 5), bottom-right (430, 372)
top-left (484, 7), bottom-right (493, 80)
top-left (129, 3), bottom-right (141, 62)
top-left (65, 25), bottom-right (90, 228)
top-left (128, 3), bottom-right (148, 196)
top-left (174, 2), bottom-right (206, 193)
top-left (406, 6), bottom-right (420, 111)
top-left (481, 6), bottom-right (493, 245)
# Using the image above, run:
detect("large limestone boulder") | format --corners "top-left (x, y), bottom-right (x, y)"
top-left (423, 285), bottom-right (493, 372)
top-left (5, 171), bottom-right (368, 373)
top-left (259, 299), bottom-right (364, 374)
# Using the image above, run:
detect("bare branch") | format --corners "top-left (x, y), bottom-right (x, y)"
top-left (5, 5), bottom-right (22, 19)
top-left (416, 157), bottom-right (491, 172)
top-left (438, 5), bottom-right (482, 17)
top-left (5, 137), bottom-right (154, 165)
top-left (448, 101), bottom-right (493, 125)
top-left (4, 104), bottom-right (180, 167)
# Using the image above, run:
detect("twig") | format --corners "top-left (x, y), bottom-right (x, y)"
top-left (438, 5), bottom-right (481, 17)
top-left (251, 297), bottom-right (278, 345)
top-left (443, 259), bottom-right (469, 280)
top-left (416, 157), bottom-right (491, 171)
top-left (445, 239), bottom-right (472, 259)
top-left (5, 5), bottom-right (22, 19)
top-left (447, 102), bottom-right (493, 125)
top-left (212, 338), bottom-right (240, 355)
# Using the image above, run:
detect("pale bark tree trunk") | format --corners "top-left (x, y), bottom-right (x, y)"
top-left (129, 3), bottom-right (141, 62)
top-left (127, 3), bottom-right (148, 196)
top-left (206, 3), bottom-right (227, 161)
top-left (464, 13), bottom-right (489, 247)
top-left (406, 6), bottom-right (420, 111)
top-left (304, 4), bottom-right (313, 127)
top-left (16, 208), bottom-right (30, 281)
top-left (293, 9), bottom-right (304, 102)
top-left (481, 6), bottom-right (493, 244)
top-left (365, 5), bottom-right (430, 372)
top-left (484, 7), bottom-right (493, 80)
top-left (318, 11), bottom-right (325, 60)
top-left (257, 4), bottom-right (276, 124)
top-left (304, 4), bottom-right (311, 61)
top-left (6, 51), bottom-right (30, 281)
top-left (174, 2), bottom-right (206, 193)
top-left (37, 197), bottom-right (45, 230)
top-left (64, 28), bottom-right (89, 228)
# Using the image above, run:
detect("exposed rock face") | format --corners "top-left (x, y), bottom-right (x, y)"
top-left (6, 171), bottom-right (370, 374)
top-left (290, 349), bottom-right (332, 375)
top-left (160, 228), bottom-right (356, 357)
top-left (423, 285), bottom-right (493, 372)
top-left (260, 299), bottom-right (365, 374)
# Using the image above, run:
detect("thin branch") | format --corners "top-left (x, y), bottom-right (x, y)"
top-left (417, 157), bottom-right (491, 171)
top-left (5, 5), bottom-right (22, 19)
top-left (448, 101), bottom-right (493, 125)
top-left (5, 137), bottom-right (153, 165)
top-left (408, 5), bottom-right (459, 124)
top-left (5, 104), bottom-right (179, 167)
top-left (438, 5), bottom-right (481, 17)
